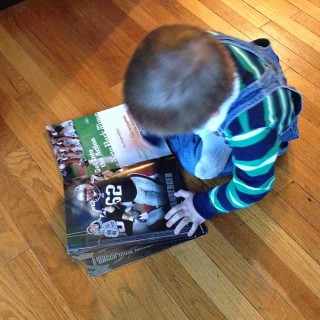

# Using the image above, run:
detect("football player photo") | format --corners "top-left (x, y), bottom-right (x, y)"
top-left (73, 173), bottom-right (168, 214)
top-left (86, 204), bottom-right (167, 237)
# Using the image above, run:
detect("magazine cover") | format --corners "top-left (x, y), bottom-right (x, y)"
top-left (46, 104), bottom-right (171, 180)
top-left (63, 156), bottom-right (198, 254)
top-left (46, 104), bottom-right (208, 276)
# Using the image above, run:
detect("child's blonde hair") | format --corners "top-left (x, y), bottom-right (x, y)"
top-left (124, 24), bottom-right (235, 135)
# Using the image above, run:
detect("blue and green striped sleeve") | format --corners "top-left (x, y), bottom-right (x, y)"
top-left (193, 125), bottom-right (279, 217)
top-left (192, 37), bottom-right (295, 218)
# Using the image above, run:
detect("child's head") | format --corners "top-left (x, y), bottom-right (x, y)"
top-left (124, 24), bottom-right (235, 135)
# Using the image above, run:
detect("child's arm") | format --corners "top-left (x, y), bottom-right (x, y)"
top-left (166, 127), bottom-right (279, 236)
top-left (194, 127), bottom-right (279, 218)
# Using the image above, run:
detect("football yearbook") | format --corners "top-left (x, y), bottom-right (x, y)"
top-left (46, 104), bottom-right (207, 276)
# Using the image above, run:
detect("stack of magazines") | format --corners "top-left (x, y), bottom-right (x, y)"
top-left (46, 104), bottom-right (207, 276)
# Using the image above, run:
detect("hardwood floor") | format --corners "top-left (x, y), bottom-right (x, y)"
top-left (0, 1), bottom-right (319, 319)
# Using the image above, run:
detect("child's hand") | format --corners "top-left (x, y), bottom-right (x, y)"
top-left (165, 190), bottom-right (205, 237)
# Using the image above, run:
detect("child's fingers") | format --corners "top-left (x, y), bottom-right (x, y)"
top-left (174, 217), bottom-right (190, 235)
top-left (187, 222), bottom-right (199, 237)
top-left (174, 189), bottom-right (190, 198)
top-left (165, 203), bottom-right (183, 220)
top-left (166, 210), bottom-right (184, 228)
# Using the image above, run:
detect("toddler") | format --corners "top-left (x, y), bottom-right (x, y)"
top-left (124, 25), bottom-right (302, 236)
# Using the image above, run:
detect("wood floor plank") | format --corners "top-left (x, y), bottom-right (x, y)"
top-left (0, 91), bottom-right (63, 193)
top-left (0, 263), bottom-right (45, 320)
top-left (298, 115), bottom-right (320, 151)
top-left (116, 0), bottom-right (180, 29)
top-left (200, 222), bottom-right (303, 320)
top-left (257, 190), bottom-right (320, 262)
top-left (213, 214), bottom-right (320, 320)
top-left (205, 0), bottom-right (270, 28)
top-left (243, 1), bottom-right (320, 52)
top-left (276, 151), bottom-right (320, 204)
top-left (81, 0), bottom-right (151, 44)
top-left (244, 0), bottom-right (300, 18)
top-left (0, 116), bottom-right (21, 157)
top-left (88, 271), bottom-right (155, 320)
top-left (171, 241), bottom-right (265, 320)
top-left (0, 25), bottom-right (81, 121)
top-left (286, 0), bottom-right (320, 21)
top-left (0, 160), bottom-right (116, 320)
top-left (6, 4), bottom-right (122, 107)
top-left (308, 0), bottom-right (320, 7)
top-left (279, 181), bottom-right (320, 233)
top-left (7, 250), bottom-right (78, 320)
top-left (3, 144), bottom-right (66, 241)
top-left (175, 0), bottom-right (249, 40)
top-left (262, 22), bottom-right (320, 70)
top-left (21, 2), bottom-right (127, 88)
top-left (0, 202), bottom-right (29, 265)
top-left (293, 99), bottom-right (320, 138)
top-left (285, 68), bottom-right (320, 106)
top-left (271, 162), bottom-right (293, 193)
top-left (146, 249), bottom-right (228, 320)
top-left (236, 206), bottom-right (320, 299)
top-left (111, 0), bottom-right (163, 33)
top-left (157, 0), bottom-right (211, 30)
top-left (193, 0), bottom-right (265, 39)
top-left (172, 0), bottom-right (319, 88)
top-left (0, 51), bottom-right (31, 99)
top-left (68, 0), bottom-right (141, 57)
top-left (271, 44), bottom-right (320, 87)
top-left (289, 118), bottom-right (320, 174)
top-left (89, 260), bottom-right (191, 320)
top-left (291, 11), bottom-right (320, 37)
top-left (0, 15), bottom-right (100, 112)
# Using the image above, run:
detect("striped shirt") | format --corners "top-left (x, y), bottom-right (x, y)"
top-left (193, 42), bottom-right (296, 218)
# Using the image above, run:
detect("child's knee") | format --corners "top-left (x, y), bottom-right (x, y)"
top-left (194, 160), bottom-right (222, 179)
